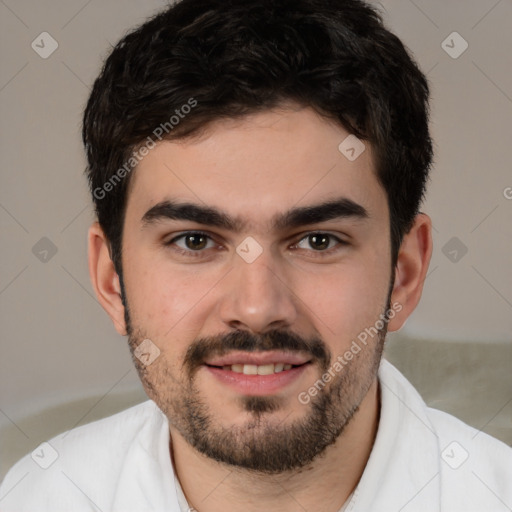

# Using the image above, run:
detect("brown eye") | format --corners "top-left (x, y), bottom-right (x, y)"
top-left (292, 232), bottom-right (349, 257)
top-left (184, 233), bottom-right (208, 250)
top-left (308, 234), bottom-right (330, 250)
top-left (167, 232), bottom-right (216, 253)
top-left (296, 232), bottom-right (341, 251)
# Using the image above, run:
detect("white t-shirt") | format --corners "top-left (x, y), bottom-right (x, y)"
top-left (1, 360), bottom-right (511, 512)
top-left (174, 476), bottom-right (355, 512)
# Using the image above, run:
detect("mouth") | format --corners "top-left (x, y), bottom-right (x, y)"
top-left (205, 362), bottom-right (307, 375)
top-left (202, 351), bottom-right (312, 396)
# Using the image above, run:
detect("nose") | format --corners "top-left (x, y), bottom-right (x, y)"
top-left (217, 248), bottom-right (298, 333)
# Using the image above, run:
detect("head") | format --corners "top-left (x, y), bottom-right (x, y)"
top-left (85, 0), bottom-right (433, 473)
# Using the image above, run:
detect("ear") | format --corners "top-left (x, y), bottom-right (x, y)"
top-left (87, 222), bottom-right (127, 336)
top-left (388, 213), bottom-right (433, 332)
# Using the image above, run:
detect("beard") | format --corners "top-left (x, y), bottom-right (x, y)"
top-left (125, 318), bottom-right (388, 475)
top-left (120, 264), bottom-right (392, 474)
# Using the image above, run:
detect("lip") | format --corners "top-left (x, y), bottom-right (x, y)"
top-left (203, 361), bottom-right (311, 396)
top-left (204, 350), bottom-right (311, 367)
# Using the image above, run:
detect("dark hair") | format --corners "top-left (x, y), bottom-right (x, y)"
top-left (83, 0), bottom-right (433, 282)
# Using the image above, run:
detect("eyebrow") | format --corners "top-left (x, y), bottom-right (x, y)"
top-left (141, 197), bottom-right (369, 233)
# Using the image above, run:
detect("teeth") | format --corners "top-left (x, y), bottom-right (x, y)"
top-left (223, 363), bottom-right (298, 374)
top-left (243, 364), bottom-right (258, 375)
top-left (257, 364), bottom-right (275, 375)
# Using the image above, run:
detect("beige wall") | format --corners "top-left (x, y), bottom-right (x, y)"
top-left (1, 0), bottom-right (511, 477)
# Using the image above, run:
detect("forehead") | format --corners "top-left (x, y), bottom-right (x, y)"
top-left (125, 107), bottom-right (387, 229)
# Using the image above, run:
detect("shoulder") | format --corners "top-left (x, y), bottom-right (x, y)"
top-left (379, 360), bottom-right (512, 511)
top-left (428, 406), bottom-right (512, 511)
top-left (427, 406), bottom-right (512, 488)
top-left (0, 400), bottom-right (166, 512)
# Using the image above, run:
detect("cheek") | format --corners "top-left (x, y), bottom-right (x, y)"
top-left (124, 258), bottom-right (221, 335)
top-left (294, 256), bottom-right (390, 343)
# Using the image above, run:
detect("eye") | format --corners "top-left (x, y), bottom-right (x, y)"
top-left (294, 232), bottom-right (345, 252)
top-left (166, 231), bottom-right (217, 253)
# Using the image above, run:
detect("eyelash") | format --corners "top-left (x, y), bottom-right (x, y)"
top-left (164, 231), bottom-right (348, 258)
top-left (165, 231), bottom-right (219, 258)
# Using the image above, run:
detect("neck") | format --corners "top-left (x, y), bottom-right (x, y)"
top-left (170, 378), bottom-right (380, 512)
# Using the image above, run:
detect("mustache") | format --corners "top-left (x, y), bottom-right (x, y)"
top-left (183, 329), bottom-right (331, 376)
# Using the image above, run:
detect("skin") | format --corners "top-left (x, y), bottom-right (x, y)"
top-left (88, 105), bottom-right (432, 512)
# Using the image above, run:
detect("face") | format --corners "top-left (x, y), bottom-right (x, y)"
top-left (120, 106), bottom-right (394, 473)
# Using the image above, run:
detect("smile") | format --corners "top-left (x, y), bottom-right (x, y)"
top-left (202, 352), bottom-right (312, 395)
top-left (207, 363), bottom-right (299, 375)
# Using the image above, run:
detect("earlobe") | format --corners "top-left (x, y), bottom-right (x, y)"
top-left (87, 222), bottom-right (127, 336)
top-left (387, 213), bottom-right (433, 332)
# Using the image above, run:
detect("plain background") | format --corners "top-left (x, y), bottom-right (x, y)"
top-left (1, 0), bottom-right (511, 479)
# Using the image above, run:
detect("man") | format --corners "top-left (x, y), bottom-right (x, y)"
top-left (1, 0), bottom-right (510, 511)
